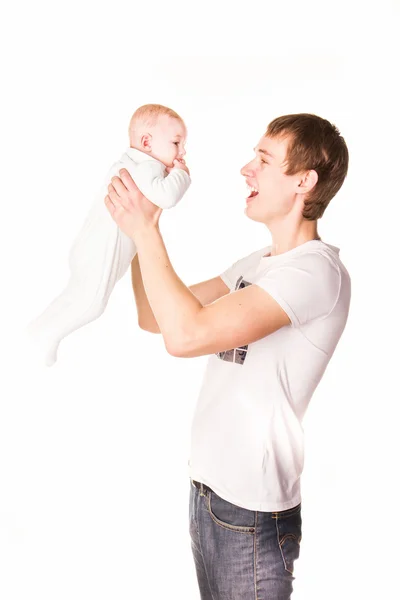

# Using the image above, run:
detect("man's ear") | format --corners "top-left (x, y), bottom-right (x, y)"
top-left (141, 134), bottom-right (152, 152)
top-left (297, 169), bottom-right (318, 195)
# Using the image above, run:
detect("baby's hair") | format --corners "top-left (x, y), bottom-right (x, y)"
top-left (128, 104), bottom-right (183, 140)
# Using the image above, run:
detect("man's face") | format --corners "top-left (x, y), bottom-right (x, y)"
top-left (147, 116), bottom-right (187, 167)
top-left (241, 134), bottom-right (301, 224)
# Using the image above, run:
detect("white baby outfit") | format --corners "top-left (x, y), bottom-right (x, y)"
top-left (26, 148), bottom-right (191, 366)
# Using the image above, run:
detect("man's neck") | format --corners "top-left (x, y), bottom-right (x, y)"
top-left (266, 220), bottom-right (320, 257)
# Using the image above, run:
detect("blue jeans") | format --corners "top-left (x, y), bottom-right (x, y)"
top-left (189, 480), bottom-right (302, 600)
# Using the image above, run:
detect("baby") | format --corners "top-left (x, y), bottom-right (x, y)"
top-left (26, 104), bottom-right (191, 366)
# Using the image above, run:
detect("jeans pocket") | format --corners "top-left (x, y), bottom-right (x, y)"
top-left (206, 490), bottom-right (256, 534)
top-left (276, 508), bottom-right (302, 575)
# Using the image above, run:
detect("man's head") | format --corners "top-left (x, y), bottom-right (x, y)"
top-left (241, 113), bottom-right (349, 225)
top-left (129, 104), bottom-right (187, 167)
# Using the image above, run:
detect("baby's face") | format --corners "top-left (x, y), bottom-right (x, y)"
top-left (146, 116), bottom-right (187, 167)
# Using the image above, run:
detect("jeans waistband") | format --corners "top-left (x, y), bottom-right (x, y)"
top-left (191, 479), bottom-right (212, 495)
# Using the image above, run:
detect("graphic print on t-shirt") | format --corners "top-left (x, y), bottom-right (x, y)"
top-left (216, 276), bottom-right (251, 365)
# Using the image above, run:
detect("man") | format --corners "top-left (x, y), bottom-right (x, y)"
top-left (104, 113), bottom-right (351, 599)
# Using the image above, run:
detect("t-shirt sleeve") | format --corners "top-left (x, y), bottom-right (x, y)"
top-left (252, 252), bottom-right (341, 327)
top-left (220, 248), bottom-right (267, 290)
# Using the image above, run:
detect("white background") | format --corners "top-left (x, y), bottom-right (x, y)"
top-left (1, 1), bottom-right (399, 598)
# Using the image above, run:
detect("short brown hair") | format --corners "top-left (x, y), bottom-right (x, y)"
top-left (266, 114), bottom-right (349, 220)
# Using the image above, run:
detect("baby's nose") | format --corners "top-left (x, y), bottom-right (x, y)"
top-left (180, 147), bottom-right (186, 157)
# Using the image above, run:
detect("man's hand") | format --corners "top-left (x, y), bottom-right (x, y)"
top-left (166, 158), bottom-right (190, 176)
top-left (104, 169), bottom-right (162, 241)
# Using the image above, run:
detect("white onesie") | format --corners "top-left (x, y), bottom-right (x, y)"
top-left (26, 147), bottom-right (191, 366)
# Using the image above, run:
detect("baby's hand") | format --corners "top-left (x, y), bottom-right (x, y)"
top-left (171, 158), bottom-right (190, 176)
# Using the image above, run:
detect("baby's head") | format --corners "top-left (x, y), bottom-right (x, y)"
top-left (128, 104), bottom-right (187, 168)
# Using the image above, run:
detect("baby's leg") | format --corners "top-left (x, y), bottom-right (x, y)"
top-left (26, 193), bottom-right (136, 366)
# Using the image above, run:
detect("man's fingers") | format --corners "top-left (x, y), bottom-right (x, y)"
top-left (107, 187), bottom-right (117, 204)
top-left (109, 176), bottom-right (127, 197)
top-left (119, 168), bottom-right (139, 192)
top-left (105, 192), bottom-right (125, 219)
top-left (108, 187), bottom-right (125, 210)
top-left (104, 195), bottom-right (116, 214)
top-left (109, 178), bottom-right (133, 210)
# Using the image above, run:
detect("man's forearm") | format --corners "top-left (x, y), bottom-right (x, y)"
top-left (134, 225), bottom-right (202, 352)
top-left (130, 254), bottom-right (160, 332)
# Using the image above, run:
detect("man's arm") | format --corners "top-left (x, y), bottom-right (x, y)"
top-left (105, 169), bottom-right (292, 357)
top-left (134, 226), bottom-right (290, 357)
top-left (131, 254), bottom-right (230, 333)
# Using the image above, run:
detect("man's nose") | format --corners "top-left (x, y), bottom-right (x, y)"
top-left (240, 162), bottom-right (253, 176)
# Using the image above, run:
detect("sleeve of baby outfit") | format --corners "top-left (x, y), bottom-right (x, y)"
top-left (252, 252), bottom-right (341, 328)
top-left (220, 248), bottom-right (267, 291)
top-left (133, 161), bottom-right (191, 209)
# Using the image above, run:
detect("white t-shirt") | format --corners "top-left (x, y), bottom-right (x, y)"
top-left (188, 240), bottom-right (351, 511)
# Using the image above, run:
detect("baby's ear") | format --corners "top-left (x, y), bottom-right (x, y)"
top-left (141, 133), bottom-right (152, 151)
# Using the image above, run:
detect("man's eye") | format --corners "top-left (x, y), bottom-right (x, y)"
top-left (261, 159), bottom-right (268, 164)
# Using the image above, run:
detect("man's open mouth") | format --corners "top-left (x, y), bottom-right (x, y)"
top-left (247, 184), bottom-right (259, 199)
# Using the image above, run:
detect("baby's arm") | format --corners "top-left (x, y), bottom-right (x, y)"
top-left (133, 159), bottom-right (191, 209)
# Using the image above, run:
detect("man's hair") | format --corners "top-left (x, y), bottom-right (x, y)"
top-left (266, 114), bottom-right (349, 220)
top-left (128, 103), bottom-right (183, 138)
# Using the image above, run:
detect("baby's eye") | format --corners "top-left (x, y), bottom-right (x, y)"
top-left (173, 142), bottom-right (179, 145)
